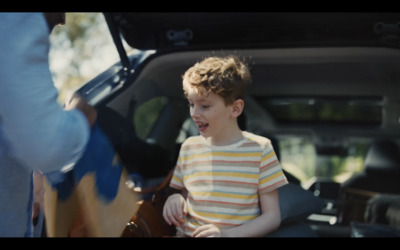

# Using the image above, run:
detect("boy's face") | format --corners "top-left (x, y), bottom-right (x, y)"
top-left (186, 85), bottom-right (237, 140)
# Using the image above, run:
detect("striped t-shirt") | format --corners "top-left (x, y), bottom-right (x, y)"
top-left (170, 131), bottom-right (288, 236)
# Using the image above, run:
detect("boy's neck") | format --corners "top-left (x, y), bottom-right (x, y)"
top-left (205, 126), bottom-right (244, 146)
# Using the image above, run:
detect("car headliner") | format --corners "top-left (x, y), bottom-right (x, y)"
top-left (109, 12), bottom-right (400, 50)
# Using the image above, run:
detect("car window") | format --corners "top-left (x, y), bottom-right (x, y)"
top-left (280, 137), bottom-right (368, 185)
top-left (134, 96), bottom-right (169, 140)
top-left (257, 96), bottom-right (383, 125)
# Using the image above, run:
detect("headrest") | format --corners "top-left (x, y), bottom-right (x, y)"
top-left (365, 139), bottom-right (400, 175)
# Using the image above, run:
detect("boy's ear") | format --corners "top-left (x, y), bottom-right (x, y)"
top-left (231, 99), bottom-right (244, 118)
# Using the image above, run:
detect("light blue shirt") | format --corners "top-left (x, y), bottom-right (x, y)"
top-left (0, 13), bottom-right (90, 237)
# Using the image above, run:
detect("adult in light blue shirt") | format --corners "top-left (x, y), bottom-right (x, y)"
top-left (0, 13), bottom-right (97, 237)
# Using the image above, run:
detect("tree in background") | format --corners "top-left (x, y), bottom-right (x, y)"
top-left (49, 13), bottom-right (121, 104)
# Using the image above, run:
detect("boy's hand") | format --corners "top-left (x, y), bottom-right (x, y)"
top-left (192, 224), bottom-right (222, 237)
top-left (163, 193), bottom-right (187, 227)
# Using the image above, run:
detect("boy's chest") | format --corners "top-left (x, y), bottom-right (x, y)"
top-left (181, 156), bottom-right (262, 193)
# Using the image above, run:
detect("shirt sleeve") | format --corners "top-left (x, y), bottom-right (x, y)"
top-left (169, 154), bottom-right (185, 190)
top-left (0, 13), bottom-right (90, 173)
top-left (258, 141), bottom-right (288, 194)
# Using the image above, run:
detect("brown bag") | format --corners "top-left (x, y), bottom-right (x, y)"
top-left (121, 170), bottom-right (177, 237)
top-left (43, 167), bottom-right (139, 237)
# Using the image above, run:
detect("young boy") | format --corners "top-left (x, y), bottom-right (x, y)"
top-left (162, 55), bottom-right (288, 237)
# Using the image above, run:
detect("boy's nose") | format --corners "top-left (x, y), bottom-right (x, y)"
top-left (190, 106), bottom-right (200, 118)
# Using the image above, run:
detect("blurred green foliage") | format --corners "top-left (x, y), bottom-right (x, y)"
top-left (49, 13), bottom-right (119, 104)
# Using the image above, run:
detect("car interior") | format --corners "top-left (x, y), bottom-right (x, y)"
top-left (73, 13), bottom-right (400, 237)
top-left (81, 46), bottom-right (400, 237)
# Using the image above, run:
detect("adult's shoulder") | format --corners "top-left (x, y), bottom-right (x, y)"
top-left (0, 13), bottom-right (48, 33)
top-left (0, 13), bottom-right (49, 60)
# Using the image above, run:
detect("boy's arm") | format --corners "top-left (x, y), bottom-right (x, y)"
top-left (163, 189), bottom-right (188, 227)
top-left (221, 189), bottom-right (281, 237)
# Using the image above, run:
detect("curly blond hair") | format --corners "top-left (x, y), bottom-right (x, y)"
top-left (182, 55), bottom-right (251, 105)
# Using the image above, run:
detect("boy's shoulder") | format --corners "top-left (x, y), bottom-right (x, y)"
top-left (242, 131), bottom-right (272, 147)
top-left (182, 135), bottom-right (204, 146)
top-left (181, 133), bottom-right (274, 148)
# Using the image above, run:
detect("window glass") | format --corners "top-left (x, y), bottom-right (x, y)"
top-left (257, 96), bottom-right (383, 125)
top-left (279, 137), bottom-right (368, 185)
top-left (134, 97), bottom-right (169, 140)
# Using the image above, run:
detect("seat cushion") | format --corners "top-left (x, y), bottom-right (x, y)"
top-left (279, 183), bottom-right (325, 226)
top-left (364, 139), bottom-right (400, 176)
top-left (266, 222), bottom-right (319, 237)
top-left (351, 221), bottom-right (400, 237)
top-left (365, 193), bottom-right (400, 225)
top-left (386, 201), bottom-right (400, 229)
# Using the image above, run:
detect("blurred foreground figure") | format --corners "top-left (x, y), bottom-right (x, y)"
top-left (0, 12), bottom-right (96, 237)
top-left (43, 122), bottom-right (139, 237)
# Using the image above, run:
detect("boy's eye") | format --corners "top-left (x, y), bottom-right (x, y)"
top-left (187, 102), bottom-right (210, 109)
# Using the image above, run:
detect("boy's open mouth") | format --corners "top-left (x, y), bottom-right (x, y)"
top-left (196, 122), bottom-right (209, 132)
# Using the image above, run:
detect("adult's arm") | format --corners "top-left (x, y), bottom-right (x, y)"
top-left (0, 13), bottom-right (90, 173)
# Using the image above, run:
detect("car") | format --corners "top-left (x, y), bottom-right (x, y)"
top-left (67, 12), bottom-right (400, 237)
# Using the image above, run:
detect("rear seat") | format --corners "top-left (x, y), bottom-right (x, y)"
top-left (342, 138), bottom-right (400, 194)
top-left (338, 139), bottom-right (400, 236)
